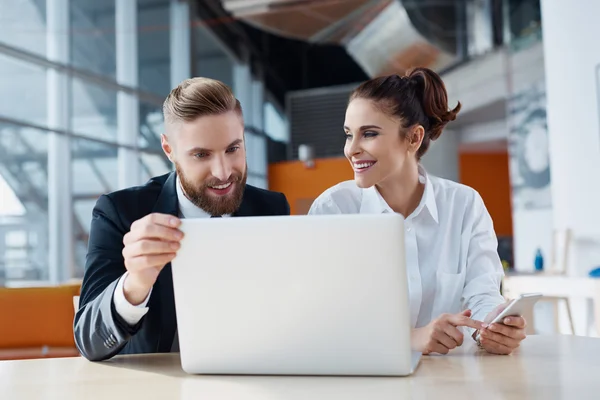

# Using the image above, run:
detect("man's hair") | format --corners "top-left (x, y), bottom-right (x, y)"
top-left (163, 77), bottom-right (242, 128)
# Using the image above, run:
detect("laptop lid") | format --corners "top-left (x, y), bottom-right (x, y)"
top-left (171, 213), bottom-right (416, 376)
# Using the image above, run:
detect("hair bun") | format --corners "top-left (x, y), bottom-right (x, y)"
top-left (405, 67), bottom-right (461, 141)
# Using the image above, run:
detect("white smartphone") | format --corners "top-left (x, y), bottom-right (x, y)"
top-left (475, 293), bottom-right (543, 341)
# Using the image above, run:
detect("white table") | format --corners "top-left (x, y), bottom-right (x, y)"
top-left (2, 335), bottom-right (600, 399)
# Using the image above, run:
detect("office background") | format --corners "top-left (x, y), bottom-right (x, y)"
top-left (1, 0), bottom-right (600, 359)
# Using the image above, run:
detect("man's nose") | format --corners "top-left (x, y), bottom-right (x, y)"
top-left (210, 156), bottom-right (232, 182)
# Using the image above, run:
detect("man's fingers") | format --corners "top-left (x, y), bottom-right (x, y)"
top-left (503, 316), bottom-right (527, 329)
top-left (144, 213), bottom-right (181, 228)
top-left (443, 324), bottom-right (465, 346)
top-left (127, 214), bottom-right (182, 241)
top-left (135, 223), bottom-right (183, 242)
top-left (480, 328), bottom-right (521, 348)
top-left (123, 239), bottom-right (180, 258)
top-left (447, 314), bottom-right (484, 330)
top-left (480, 335), bottom-right (514, 355)
top-left (127, 253), bottom-right (177, 271)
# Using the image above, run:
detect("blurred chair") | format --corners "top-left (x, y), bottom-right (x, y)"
top-left (504, 228), bottom-right (576, 334)
top-left (0, 283), bottom-right (81, 360)
top-left (543, 229), bottom-right (575, 334)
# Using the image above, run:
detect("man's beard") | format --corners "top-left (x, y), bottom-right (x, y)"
top-left (176, 162), bottom-right (246, 216)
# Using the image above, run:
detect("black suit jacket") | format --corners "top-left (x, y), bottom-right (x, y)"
top-left (73, 172), bottom-right (290, 361)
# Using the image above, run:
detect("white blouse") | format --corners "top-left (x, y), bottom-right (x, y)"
top-left (308, 166), bottom-right (505, 329)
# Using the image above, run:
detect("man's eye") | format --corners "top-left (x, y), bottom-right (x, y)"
top-left (226, 146), bottom-right (240, 153)
top-left (194, 152), bottom-right (208, 158)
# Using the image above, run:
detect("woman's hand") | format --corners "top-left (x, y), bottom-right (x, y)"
top-left (413, 310), bottom-right (485, 355)
top-left (478, 303), bottom-right (527, 355)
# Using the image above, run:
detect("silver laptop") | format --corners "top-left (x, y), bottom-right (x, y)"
top-left (171, 213), bottom-right (421, 376)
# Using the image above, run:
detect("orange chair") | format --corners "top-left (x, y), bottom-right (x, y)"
top-left (0, 284), bottom-right (81, 360)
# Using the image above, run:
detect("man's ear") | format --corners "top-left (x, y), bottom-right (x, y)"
top-left (161, 134), bottom-right (173, 162)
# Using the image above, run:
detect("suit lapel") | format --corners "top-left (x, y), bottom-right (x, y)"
top-left (151, 172), bottom-right (179, 352)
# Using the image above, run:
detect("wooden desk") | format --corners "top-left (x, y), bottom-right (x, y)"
top-left (2, 336), bottom-right (599, 399)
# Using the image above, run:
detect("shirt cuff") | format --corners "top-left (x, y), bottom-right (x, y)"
top-left (113, 272), bottom-right (152, 326)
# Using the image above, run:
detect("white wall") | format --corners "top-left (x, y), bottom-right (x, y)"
top-left (541, 0), bottom-right (600, 277)
top-left (445, 42), bottom-right (552, 273)
top-left (443, 42), bottom-right (544, 115)
top-left (421, 129), bottom-right (459, 182)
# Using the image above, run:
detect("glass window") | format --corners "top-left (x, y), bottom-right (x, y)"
top-left (0, 123), bottom-right (49, 281)
top-left (0, 53), bottom-right (47, 126)
top-left (0, 0), bottom-right (47, 57)
top-left (71, 77), bottom-right (118, 142)
top-left (139, 102), bottom-right (164, 151)
top-left (70, 0), bottom-right (116, 78)
top-left (140, 151), bottom-right (172, 182)
top-left (246, 132), bottom-right (267, 177)
top-left (138, 0), bottom-right (171, 97)
top-left (264, 101), bottom-right (288, 142)
top-left (194, 25), bottom-right (233, 86)
top-left (71, 138), bottom-right (119, 271)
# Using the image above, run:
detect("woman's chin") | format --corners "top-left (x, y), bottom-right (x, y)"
top-left (354, 176), bottom-right (375, 189)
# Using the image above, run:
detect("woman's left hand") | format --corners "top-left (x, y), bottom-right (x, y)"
top-left (478, 303), bottom-right (527, 355)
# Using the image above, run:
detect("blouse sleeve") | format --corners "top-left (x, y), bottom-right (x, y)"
top-left (462, 191), bottom-right (506, 325)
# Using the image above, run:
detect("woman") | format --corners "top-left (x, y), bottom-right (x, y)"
top-left (308, 68), bottom-right (526, 355)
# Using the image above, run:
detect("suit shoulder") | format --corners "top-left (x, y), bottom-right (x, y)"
top-left (244, 185), bottom-right (289, 214)
top-left (105, 173), bottom-right (168, 201)
top-left (244, 184), bottom-right (284, 200)
top-left (100, 173), bottom-right (171, 219)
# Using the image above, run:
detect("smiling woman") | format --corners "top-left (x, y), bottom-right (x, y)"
top-left (309, 67), bottom-right (527, 357)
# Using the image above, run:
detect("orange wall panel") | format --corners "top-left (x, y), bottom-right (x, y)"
top-left (268, 158), bottom-right (353, 214)
top-left (459, 152), bottom-right (513, 236)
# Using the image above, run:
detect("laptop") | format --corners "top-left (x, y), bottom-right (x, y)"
top-left (171, 213), bottom-right (421, 376)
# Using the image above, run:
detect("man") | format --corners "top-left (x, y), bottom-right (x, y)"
top-left (74, 77), bottom-right (290, 361)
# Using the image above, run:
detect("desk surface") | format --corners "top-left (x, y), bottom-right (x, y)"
top-left (2, 335), bottom-right (600, 399)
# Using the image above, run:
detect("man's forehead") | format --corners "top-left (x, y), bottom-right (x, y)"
top-left (171, 114), bottom-right (244, 148)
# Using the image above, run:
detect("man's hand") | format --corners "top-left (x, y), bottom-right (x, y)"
top-left (122, 213), bottom-right (183, 305)
top-left (413, 310), bottom-right (485, 355)
top-left (478, 302), bottom-right (527, 355)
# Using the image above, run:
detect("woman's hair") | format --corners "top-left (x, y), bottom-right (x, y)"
top-left (349, 67), bottom-right (461, 159)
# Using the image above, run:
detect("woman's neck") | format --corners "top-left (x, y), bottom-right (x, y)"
top-left (375, 162), bottom-right (425, 218)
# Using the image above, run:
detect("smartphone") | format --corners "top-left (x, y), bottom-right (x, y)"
top-left (475, 293), bottom-right (542, 340)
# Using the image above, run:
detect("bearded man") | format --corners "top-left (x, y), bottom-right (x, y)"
top-left (74, 78), bottom-right (290, 361)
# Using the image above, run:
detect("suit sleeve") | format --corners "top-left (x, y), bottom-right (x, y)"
top-left (73, 195), bottom-right (145, 361)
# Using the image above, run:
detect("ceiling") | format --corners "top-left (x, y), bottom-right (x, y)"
top-left (204, 0), bottom-right (466, 107)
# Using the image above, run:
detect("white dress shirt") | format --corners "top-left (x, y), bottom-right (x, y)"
top-left (308, 165), bottom-right (505, 330)
top-left (113, 176), bottom-right (224, 325)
